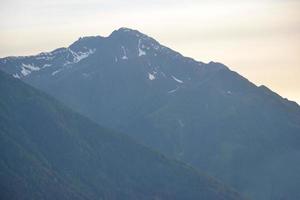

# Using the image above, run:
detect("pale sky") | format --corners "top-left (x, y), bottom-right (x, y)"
top-left (0, 0), bottom-right (299, 103)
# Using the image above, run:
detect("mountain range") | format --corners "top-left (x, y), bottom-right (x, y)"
top-left (0, 70), bottom-right (244, 200)
top-left (1, 27), bottom-right (300, 200)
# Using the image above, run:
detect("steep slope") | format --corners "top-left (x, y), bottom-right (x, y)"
top-left (0, 70), bottom-right (244, 200)
top-left (1, 27), bottom-right (300, 199)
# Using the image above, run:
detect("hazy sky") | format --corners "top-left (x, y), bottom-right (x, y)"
top-left (1, 0), bottom-right (299, 103)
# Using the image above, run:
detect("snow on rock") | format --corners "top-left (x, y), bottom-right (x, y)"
top-left (168, 87), bottom-right (179, 94)
top-left (138, 39), bottom-right (146, 56)
top-left (13, 73), bottom-right (20, 79)
top-left (52, 69), bottom-right (62, 76)
top-left (172, 75), bottom-right (184, 83)
top-left (148, 73), bottom-right (156, 80)
top-left (42, 64), bottom-right (52, 68)
top-left (19, 63), bottom-right (40, 77)
top-left (67, 48), bottom-right (96, 64)
top-left (121, 46), bottom-right (128, 60)
top-left (22, 63), bottom-right (40, 71)
top-left (74, 49), bottom-right (95, 63)
top-left (4, 47), bottom-right (96, 79)
top-left (21, 67), bottom-right (31, 76)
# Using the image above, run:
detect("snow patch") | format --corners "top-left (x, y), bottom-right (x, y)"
top-left (42, 64), bottom-right (52, 68)
top-left (21, 67), bottom-right (31, 76)
top-left (52, 69), bottom-right (62, 76)
top-left (75, 49), bottom-right (95, 62)
top-left (67, 48), bottom-right (96, 64)
top-left (172, 75), bottom-right (184, 83)
top-left (13, 73), bottom-right (20, 79)
top-left (22, 63), bottom-right (40, 71)
top-left (121, 46), bottom-right (128, 60)
top-left (148, 73), bottom-right (156, 80)
top-left (138, 39), bottom-right (146, 56)
top-left (168, 87), bottom-right (179, 94)
top-left (19, 63), bottom-right (40, 76)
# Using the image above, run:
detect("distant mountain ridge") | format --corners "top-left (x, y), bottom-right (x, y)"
top-left (0, 28), bottom-right (225, 83)
top-left (0, 70), bottom-right (244, 200)
top-left (1, 28), bottom-right (300, 200)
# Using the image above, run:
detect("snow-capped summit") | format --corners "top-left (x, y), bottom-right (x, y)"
top-left (0, 28), bottom-right (218, 83)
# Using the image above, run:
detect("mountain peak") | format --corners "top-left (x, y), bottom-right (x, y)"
top-left (113, 27), bottom-right (142, 34)
top-left (117, 27), bottom-right (138, 32)
top-left (109, 27), bottom-right (150, 40)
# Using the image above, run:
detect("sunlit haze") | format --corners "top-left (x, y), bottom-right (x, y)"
top-left (1, 0), bottom-right (299, 103)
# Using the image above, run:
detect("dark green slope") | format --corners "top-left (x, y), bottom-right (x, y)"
top-left (0, 70), bottom-right (244, 200)
top-left (129, 69), bottom-right (300, 199)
